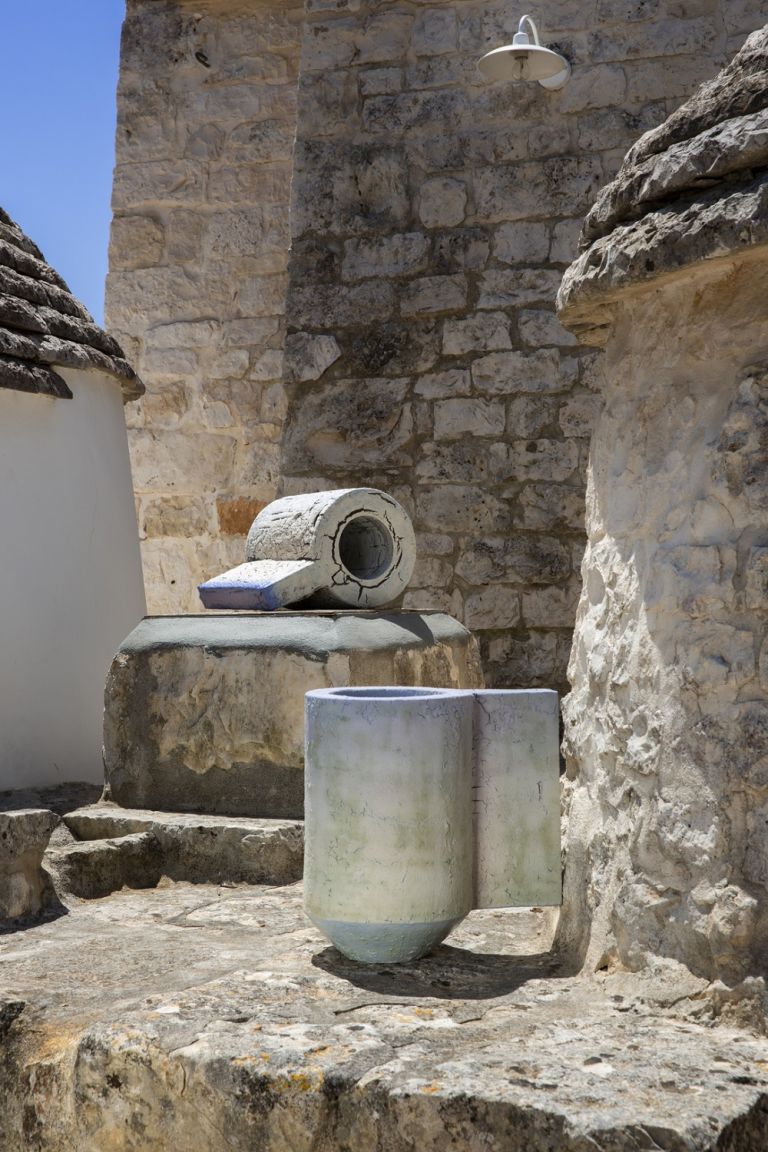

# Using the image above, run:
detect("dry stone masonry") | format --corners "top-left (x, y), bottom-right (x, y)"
top-left (0, 207), bottom-right (141, 401)
top-left (107, 0), bottom-right (303, 610)
top-left (107, 0), bottom-right (768, 691)
top-left (556, 26), bottom-right (768, 984)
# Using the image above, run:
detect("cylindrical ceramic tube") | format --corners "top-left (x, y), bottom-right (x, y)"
top-left (199, 488), bottom-right (417, 610)
top-left (471, 689), bottom-right (561, 909)
top-left (304, 686), bottom-right (473, 963)
top-left (247, 488), bottom-right (416, 608)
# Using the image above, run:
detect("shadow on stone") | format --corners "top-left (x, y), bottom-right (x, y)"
top-left (0, 885), bottom-right (69, 937)
top-left (0, 783), bottom-right (102, 815)
top-left (312, 942), bottom-right (565, 1001)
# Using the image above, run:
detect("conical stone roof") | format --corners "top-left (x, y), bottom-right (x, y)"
top-left (0, 207), bottom-right (143, 401)
top-left (558, 25), bottom-right (768, 340)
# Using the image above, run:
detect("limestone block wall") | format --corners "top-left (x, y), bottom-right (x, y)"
top-left (107, 0), bottom-right (303, 612)
top-left (281, 0), bottom-right (766, 693)
top-left (108, 0), bottom-right (766, 690)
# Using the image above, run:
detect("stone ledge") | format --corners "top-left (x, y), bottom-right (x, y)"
top-left (45, 807), bottom-right (303, 898)
top-left (1, 882), bottom-right (767, 1150)
top-left (104, 612), bottom-right (483, 819)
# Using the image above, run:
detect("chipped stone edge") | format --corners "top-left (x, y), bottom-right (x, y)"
top-left (558, 175), bottom-right (768, 343)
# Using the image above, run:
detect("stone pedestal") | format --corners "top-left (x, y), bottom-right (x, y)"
top-left (104, 612), bottom-right (483, 819)
top-left (556, 28), bottom-right (768, 982)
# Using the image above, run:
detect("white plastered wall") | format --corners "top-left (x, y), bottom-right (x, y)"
top-left (0, 368), bottom-right (146, 788)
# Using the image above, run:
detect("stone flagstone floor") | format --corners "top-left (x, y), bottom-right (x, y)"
top-left (2, 881), bottom-right (768, 1150)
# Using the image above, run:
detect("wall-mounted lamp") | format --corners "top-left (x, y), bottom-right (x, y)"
top-left (478, 14), bottom-right (571, 90)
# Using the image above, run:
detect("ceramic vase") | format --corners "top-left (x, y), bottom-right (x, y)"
top-left (304, 686), bottom-right (474, 963)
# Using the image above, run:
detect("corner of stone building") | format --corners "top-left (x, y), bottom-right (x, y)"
top-left (106, 0), bottom-right (305, 613)
top-left (555, 23), bottom-right (768, 985)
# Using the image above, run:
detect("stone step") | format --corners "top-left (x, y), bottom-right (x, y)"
top-left (44, 806), bottom-right (304, 899)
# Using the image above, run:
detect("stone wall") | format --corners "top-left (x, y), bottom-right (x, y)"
top-left (556, 25), bottom-right (768, 981)
top-left (281, 0), bottom-right (764, 694)
top-left (108, 0), bottom-right (766, 691)
top-left (107, 0), bottom-right (303, 613)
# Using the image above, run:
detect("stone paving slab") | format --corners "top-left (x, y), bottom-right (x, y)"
top-left (64, 804), bottom-right (303, 842)
top-left (1, 882), bottom-right (767, 1150)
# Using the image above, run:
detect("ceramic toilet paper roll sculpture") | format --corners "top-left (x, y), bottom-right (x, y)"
top-left (304, 686), bottom-right (560, 964)
top-left (198, 488), bottom-right (416, 610)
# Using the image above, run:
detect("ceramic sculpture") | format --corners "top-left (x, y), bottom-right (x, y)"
top-left (304, 686), bottom-right (474, 963)
top-left (199, 488), bottom-right (416, 610)
top-left (304, 685), bottom-right (560, 963)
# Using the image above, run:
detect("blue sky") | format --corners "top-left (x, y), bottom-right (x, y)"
top-left (2, 2), bottom-right (125, 323)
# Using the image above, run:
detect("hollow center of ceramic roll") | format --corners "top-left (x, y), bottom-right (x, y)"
top-left (337, 516), bottom-right (394, 581)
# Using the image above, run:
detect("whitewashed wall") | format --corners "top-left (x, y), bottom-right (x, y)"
top-left (0, 369), bottom-right (146, 788)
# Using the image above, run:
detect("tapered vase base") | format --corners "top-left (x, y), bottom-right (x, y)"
top-left (310, 915), bottom-right (464, 964)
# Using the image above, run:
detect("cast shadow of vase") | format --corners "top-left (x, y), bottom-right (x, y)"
top-left (312, 941), bottom-right (570, 1001)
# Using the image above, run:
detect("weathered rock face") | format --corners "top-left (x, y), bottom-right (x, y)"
top-left (0, 810), bottom-right (59, 921)
top-left (557, 27), bottom-right (768, 983)
top-left (107, 0), bottom-right (767, 692)
top-left (104, 613), bottom-right (483, 818)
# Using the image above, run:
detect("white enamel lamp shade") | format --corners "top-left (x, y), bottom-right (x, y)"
top-left (478, 15), bottom-right (571, 90)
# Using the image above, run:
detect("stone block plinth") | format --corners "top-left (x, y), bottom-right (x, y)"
top-left (104, 613), bottom-right (483, 819)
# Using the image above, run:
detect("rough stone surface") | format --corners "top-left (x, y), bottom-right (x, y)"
top-left (0, 208), bottom-right (142, 401)
top-left (3, 882), bottom-right (768, 1151)
top-left (108, 0), bottom-right (768, 692)
top-left (44, 807), bottom-right (303, 898)
top-left (104, 612), bottom-right (483, 818)
top-left (0, 810), bottom-right (59, 921)
top-left (278, 0), bottom-right (749, 698)
top-left (559, 26), bottom-right (768, 339)
top-left (106, 0), bottom-right (303, 613)
top-left (556, 31), bottom-right (768, 983)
